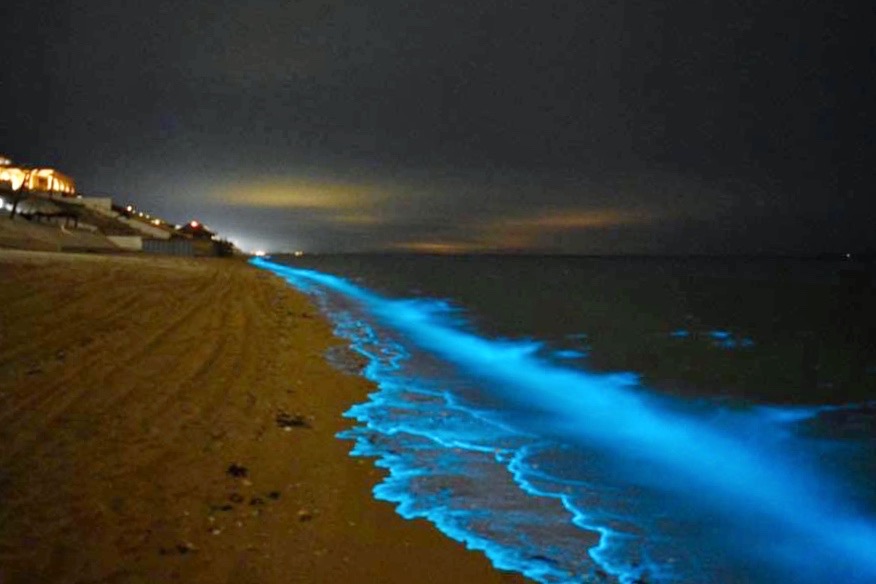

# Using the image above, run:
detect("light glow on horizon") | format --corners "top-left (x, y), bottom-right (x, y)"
top-left (211, 178), bottom-right (388, 210)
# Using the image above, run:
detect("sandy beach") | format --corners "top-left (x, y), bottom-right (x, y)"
top-left (0, 249), bottom-right (526, 584)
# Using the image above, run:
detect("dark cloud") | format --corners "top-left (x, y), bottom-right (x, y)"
top-left (2, 0), bottom-right (873, 253)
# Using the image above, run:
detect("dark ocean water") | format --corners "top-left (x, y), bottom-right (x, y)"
top-left (253, 255), bottom-right (876, 584)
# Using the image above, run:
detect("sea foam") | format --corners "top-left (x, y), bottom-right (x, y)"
top-left (254, 258), bottom-right (876, 584)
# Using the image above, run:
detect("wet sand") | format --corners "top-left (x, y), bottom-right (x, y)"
top-left (0, 249), bottom-right (526, 584)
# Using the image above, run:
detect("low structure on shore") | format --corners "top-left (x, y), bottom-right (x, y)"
top-left (0, 154), bottom-right (240, 257)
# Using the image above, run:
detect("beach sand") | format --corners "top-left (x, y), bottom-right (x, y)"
top-left (0, 249), bottom-right (526, 584)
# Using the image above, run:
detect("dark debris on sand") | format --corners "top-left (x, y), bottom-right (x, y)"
top-left (159, 542), bottom-right (196, 556)
top-left (275, 411), bottom-right (312, 430)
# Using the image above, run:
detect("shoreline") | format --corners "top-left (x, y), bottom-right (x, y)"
top-left (0, 249), bottom-right (527, 584)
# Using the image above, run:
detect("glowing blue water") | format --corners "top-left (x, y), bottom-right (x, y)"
top-left (252, 257), bottom-right (876, 583)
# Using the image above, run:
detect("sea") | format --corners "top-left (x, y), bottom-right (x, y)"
top-left (252, 255), bottom-right (876, 584)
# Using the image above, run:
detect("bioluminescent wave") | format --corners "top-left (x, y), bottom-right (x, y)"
top-left (253, 257), bottom-right (876, 583)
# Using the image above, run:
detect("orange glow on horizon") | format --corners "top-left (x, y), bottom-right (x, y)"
top-left (477, 207), bottom-right (657, 250)
top-left (393, 241), bottom-right (484, 254)
top-left (211, 178), bottom-right (388, 211)
top-left (500, 208), bottom-right (655, 230)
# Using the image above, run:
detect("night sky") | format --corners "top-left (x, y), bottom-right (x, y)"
top-left (3, 1), bottom-right (874, 254)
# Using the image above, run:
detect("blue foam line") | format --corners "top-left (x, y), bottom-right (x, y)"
top-left (253, 257), bottom-right (876, 583)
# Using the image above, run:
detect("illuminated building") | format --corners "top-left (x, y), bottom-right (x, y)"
top-left (0, 155), bottom-right (76, 196)
top-left (177, 219), bottom-right (216, 240)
